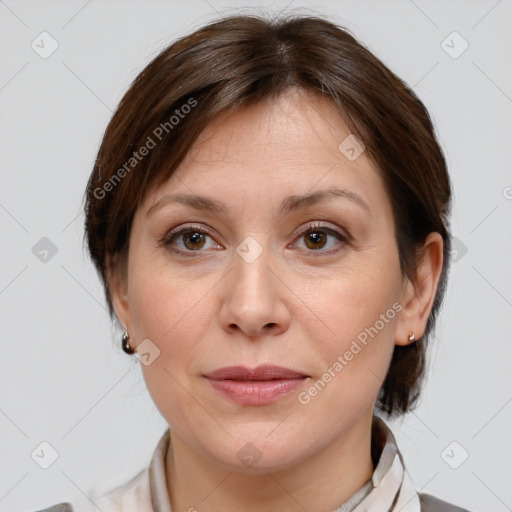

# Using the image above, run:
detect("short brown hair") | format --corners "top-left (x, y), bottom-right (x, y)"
top-left (83, 13), bottom-right (452, 419)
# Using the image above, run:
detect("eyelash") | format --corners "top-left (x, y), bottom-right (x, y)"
top-left (159, 222), bottom-right (350, 258)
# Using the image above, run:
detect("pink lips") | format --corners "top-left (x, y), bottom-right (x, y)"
top-left (203, 365), bottom-right (309, 405)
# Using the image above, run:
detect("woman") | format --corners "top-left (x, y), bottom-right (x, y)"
top-left (38, 13), bottom-right (475, 512)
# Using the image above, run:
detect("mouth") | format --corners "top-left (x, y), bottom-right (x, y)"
top-left (203, 365), bottom-right (310, 405)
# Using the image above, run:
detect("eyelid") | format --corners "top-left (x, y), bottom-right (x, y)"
top-left (161, 223), bottom-right (217, 245)
top-left (292, 221), bottom-right (350, 241)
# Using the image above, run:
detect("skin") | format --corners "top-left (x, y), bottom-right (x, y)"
top-left (109, 87), bottom-right (443, 512)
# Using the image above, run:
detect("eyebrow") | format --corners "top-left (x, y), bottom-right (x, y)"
top-left (146, 188), bottom-right (370, 217)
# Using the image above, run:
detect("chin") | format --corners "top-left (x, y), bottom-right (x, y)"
top-left (204, 430), bottom-right (312, 475)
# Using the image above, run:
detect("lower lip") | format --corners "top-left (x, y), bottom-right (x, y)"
top-left (206, 377), bottom-right (308, 405)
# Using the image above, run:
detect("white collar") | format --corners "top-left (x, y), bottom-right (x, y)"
top-left (96, 415), bottom-right (421, 512)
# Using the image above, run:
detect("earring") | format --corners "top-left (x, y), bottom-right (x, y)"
top-left (408, 332), bottom-right (416, 342)
top-left (122, 331), bottom-right (135, 354)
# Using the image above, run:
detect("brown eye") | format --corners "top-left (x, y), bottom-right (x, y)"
top-left (181, 230), bottom-right (207, 250)
top-left (162, 224), bottom-right (221, 255)
top-left (293, 223), bottom-right (349, 256)
top-left (303, 229), bottom-right (328, 250)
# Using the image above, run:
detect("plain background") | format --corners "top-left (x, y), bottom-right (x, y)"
top-left (1, 0), bottom-right (511, 511)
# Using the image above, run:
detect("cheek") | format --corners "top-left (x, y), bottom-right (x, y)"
top-left (127, 253), bottom-right (219, 365)
top-left (129, 272), bottom-right (208, 343)
top-left (294, 272), bottom-right (399, 435)
top-left (300, 250), bottom-right (401, 385)
top-left (127, 264), bottom-right (218, 435)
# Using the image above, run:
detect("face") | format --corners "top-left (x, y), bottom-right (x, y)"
top-left (112, 88), bottom-right (415, 473)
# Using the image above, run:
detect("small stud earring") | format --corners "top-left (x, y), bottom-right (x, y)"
top-left (122, 331), bottom-right (135, 354)
top-left (408, 332), bottom-right (416, 342)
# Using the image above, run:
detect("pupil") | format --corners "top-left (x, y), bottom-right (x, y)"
top-left (307, 231), bottom-right (325, 249)
top-left (185, 232), bottom-right (204, 249)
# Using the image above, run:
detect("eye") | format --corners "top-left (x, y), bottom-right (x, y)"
top-left (292, 222), bottom-right (349, 255)
top-left (160, 221), bottom-right (350, 257)
top-left (161, 224), bottom-right (222, 255)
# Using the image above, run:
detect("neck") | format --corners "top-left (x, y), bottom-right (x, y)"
top-left (165, 410), bottom-right (376, 512)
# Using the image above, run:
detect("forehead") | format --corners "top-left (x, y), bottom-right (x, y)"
top-left (184, 88), bottom-right (356, 168)
top-left (143, 88), bottom-right (390, 218)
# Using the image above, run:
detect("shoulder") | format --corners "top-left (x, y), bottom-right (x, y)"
top-left (32, 504), bottom-right (74, 512)
top-left (419, 492), bottom-right (476, 512)
top-left (31, 468), bottom-right (150, 512)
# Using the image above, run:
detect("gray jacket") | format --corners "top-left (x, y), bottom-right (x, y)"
top-left (34, 494), bottom-right (474, 511)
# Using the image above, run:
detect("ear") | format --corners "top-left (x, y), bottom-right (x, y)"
top-left (395, 232), bottom-right (444, 346)
top-left (106, 253), bottom-right (132, 333)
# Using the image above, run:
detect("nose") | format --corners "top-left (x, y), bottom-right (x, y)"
top-left (219, 240), bottom-right (291, 339)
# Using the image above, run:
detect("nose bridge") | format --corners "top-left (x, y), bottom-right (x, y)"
top-left (219, 233), bottom-right (289, 337)
top-left (232, 234), bottom-right (274, 301)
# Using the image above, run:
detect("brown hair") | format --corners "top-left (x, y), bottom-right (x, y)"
top-left (83, 13), bottom-right (452, 419)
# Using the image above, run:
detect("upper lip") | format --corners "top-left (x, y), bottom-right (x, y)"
top-left (204, 365), bottom-right (308, 381)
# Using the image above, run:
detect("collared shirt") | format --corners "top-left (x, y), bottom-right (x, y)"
top-left (37, 416), bottom-right (473, 512)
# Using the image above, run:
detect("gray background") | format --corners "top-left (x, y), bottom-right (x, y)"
top-left (1, 0), bottom-right (511, 511)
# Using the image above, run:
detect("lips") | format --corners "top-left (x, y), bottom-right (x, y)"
top-left (203, 365), bottom-right (308, 381)
top-left (203, 365), bottom-right (309, 405)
